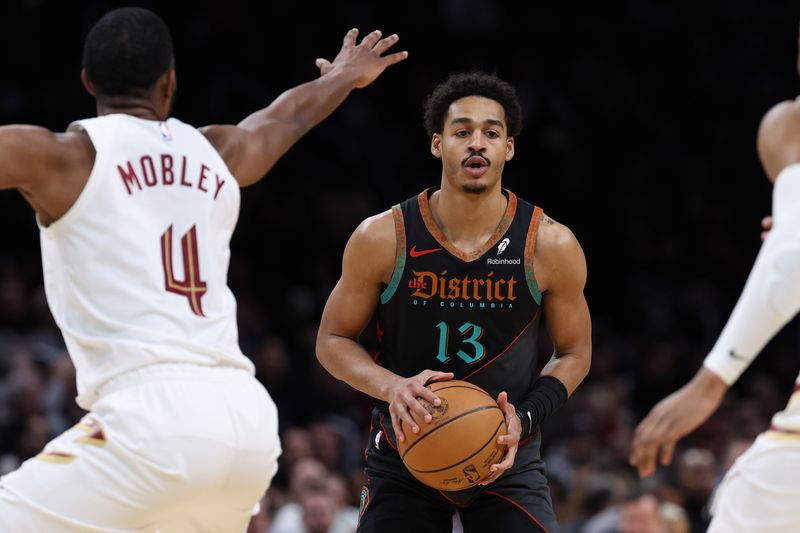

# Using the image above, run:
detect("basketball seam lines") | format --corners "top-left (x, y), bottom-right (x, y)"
top-left (428, 384), bottom-right (492, 397)
top-left (405, 418), bottom-right (505, 474)
top-left (401, 404), bottom-right (500, 459)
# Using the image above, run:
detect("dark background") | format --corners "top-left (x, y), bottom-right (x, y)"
top-left (3, 1), bottom-right (800, 531)
top-left (3, 1), bottom-right (799, 336)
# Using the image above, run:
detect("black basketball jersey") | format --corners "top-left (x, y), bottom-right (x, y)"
top-left (374, 188), bottom-right (544, 412)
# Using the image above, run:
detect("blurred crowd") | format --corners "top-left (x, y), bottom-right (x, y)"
top-left (4, 1), bottom-right (800, 532)
top-left (1, 252), bottom-right (798, 533)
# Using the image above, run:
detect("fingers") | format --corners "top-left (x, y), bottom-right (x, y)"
top-left (496, 391), bottom-right (508, 407)
top-left (495, 392), bottom-right (521, 446)
top-left (360, 29), bottom-right (382, 49)
top-left (629, 420), bottom-right (660, 478)
top-left (415, 371), bottom-right (453, 408)
top-left (315, 58), bottom-right (332, 74)
top-left (342, 28), bottom-right (359, 47)
top-left (388, 371), bottom-right (454, 444)
top-left (381, 51), bottom-right (409, 66)
top-left (422, 371), bottom-right (454, 386)
top-left (496, 391), bottom-right (512, 414)
top-left (480, 445), bottom-right (517, 485)
top-left (660, 439), bottom-right (677, 467)
top-left (372, 33), bottom-right (400, 54)
top-left (761, 215), bottom-right (773, 241)
top-left (389, 407), bottom-right (410, 443)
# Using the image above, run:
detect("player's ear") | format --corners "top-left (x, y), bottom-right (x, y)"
top-left (80, 69), bottom-right (97, 97)
top-left (505, 137), bottom-right (515, 161)
top-left (157, 67), bottom-right (177, 102)
top-left (431, 134), bottom-right (442, 159)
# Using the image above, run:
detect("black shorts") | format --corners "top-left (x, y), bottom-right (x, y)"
top-left (356, 410), bottom-right (558, 533)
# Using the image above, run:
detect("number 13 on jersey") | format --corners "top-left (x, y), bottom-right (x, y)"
top-left (435, 321), bottom-right (486, 364)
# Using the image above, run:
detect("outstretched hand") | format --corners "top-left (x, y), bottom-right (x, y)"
top-left (629, 368), bottom-right (727, 477)
top-left (315, 28), bottom-right (408, 89)
top-left (387, 369), bottom-right (453, 443)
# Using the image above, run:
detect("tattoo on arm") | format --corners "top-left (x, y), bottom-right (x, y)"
top-left (540, 214), bottom-right (556, 225)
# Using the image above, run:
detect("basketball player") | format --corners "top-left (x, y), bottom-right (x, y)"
top-left (317, 72), bottom-right (592, 532)
top-left (629, 34), bottom-right (800, 532)
top-left (0, 8), bottom-right (406, 532)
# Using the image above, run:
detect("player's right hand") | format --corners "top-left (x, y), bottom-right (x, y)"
top-left (387, 370), bottom-right (453, 443)
top-left (315, 28), bottom-right (408, 89)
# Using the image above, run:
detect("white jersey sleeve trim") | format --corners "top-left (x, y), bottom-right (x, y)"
top-left (704, 164), bottom-right (800, 384)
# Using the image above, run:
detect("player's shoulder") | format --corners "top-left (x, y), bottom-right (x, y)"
top-left (757, 99), bottom-right (800, 182)
top-left (758, 99), bottom-right (800, 139)
top-left (532, 212), bottom-right (586, 291)
top-left (536, 212), bottom-right (580, 253)
top-left (347, 209), bottom-right (396, 256)
top-left (4, 125), bottom-right (94, 170)
top-left (344, 209), bottom-right (397, 281)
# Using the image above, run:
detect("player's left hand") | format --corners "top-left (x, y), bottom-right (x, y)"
top-left (479, 391), bottom-right (520, 485)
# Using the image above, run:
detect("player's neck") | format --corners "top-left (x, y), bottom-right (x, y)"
top-left (95, 97), bottom-right (166, 121)
top-left (429, 182), bottom-right (507, 250)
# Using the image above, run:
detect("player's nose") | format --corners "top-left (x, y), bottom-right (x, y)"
top-left (468, 130), bottom-right (486, 150)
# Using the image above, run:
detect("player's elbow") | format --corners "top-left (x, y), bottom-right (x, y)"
top-left (574, 349), bottom-right (592, 384)
top-left (315, 329), bottom-right (334, 368)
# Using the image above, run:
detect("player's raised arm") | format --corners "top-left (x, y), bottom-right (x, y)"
top-left (0, 126), bottom-right (94, 220)
top-left (201, 28), bottom-right (407, 187)
top-left (316, 211), bottom-right (452, 443)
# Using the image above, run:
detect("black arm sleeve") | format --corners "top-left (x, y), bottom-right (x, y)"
top-left (515, 375), bottom-right (568, 437)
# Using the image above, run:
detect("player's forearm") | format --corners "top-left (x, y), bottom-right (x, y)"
top-left (540, 349), bottom-right (591, 396)
top-left (704, 166), bottom-right (800, 384)
top-left (316, 333), bottom-right (401, 402)
top-left (238, 68), bottom-right (358, 138)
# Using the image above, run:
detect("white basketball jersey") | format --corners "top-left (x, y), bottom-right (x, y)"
top-left (39, 114), bottom-right (254, 409)
top-left (771, 380), bottom-right (800, 432)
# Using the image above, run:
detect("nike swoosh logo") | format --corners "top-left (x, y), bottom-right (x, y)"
top-left (409, 245), bottom-right (443, 258)
top-left (729, 350), bottom-right (748, 361)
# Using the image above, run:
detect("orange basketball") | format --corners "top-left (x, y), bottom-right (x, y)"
top-left (397, 380), bottom-right (507, 491)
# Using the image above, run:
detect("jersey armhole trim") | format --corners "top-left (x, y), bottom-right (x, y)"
top-left (524, 206), bottom-right (543, 305)
top-left (40, 120), bottom-right (108, 235)
top-left (380, 205), bottom-right (406, 304)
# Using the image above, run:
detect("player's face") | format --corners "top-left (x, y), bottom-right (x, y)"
top-left (431, 96), bottom-right (514, 195)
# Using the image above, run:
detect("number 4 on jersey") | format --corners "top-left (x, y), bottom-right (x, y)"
top-left (161, 225), bottom-right (207, 317)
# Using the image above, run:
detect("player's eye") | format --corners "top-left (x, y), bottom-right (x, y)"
top-left (485, 130), bottom-right (499, 139)
top-left (455, 130), bottom-right (470, 137)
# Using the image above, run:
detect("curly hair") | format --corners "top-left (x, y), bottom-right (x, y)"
top-left (423, 72), bottom-right (523, 138)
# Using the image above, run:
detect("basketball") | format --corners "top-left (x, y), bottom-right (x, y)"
top-left (397, 380), bottom-right (507, 491)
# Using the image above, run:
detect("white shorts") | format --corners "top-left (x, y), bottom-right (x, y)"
top-left (0, 364), bottom-right (281, 533)
top-left (709, 431), bottom-right (800, 533)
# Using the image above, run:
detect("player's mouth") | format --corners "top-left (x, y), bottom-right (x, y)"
top-left (462, 155), bottom-right (490, 178)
